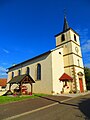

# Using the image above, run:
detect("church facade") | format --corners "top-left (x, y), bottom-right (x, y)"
top-left (7, 17), bottom-right (87, 94)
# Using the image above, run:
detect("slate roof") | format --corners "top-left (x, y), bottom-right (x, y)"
top-left (63, 16), bottom-right (69, 32)
top-left (8, 74), bottom-right (35, 84)
top-left (8, 51), bottom-right (51, 70)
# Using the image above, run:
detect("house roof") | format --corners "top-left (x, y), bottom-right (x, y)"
top-left (0, 78), bottom-right (7, 87)
top-left (8, 74), bottom-right (35, 84)
top-left (59, 73), bottom-right (73, 81)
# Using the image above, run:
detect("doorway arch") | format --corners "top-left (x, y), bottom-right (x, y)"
top-left (77, 72), bottom-right (84, 92)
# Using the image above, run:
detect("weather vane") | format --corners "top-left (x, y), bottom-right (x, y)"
top-left (64, 8), bottom-right (67, 18)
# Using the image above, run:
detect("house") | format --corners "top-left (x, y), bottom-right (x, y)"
top-left (7, 16), bottom-right (87, 95)
top-left (0, 78), bottom-right (7, 91)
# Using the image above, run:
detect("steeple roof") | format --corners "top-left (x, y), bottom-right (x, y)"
top-left (55, 15), bottom-right (79, 37)
top-left (63, 16), bottom-right (69, 32)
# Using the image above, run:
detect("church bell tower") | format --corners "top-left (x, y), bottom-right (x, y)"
top-left (55, 16), bottom-right (87, 93)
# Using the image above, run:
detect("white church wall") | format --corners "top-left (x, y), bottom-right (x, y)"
top-left (51, 48), bottom-right (64, 94)
top-left (33, 54), bottom-right (53, 94)
top-left (8, 53), bottom-right (53, 94)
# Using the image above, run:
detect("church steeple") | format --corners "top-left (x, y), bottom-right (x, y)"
top-left (63, 16), bottom-right (69, 32)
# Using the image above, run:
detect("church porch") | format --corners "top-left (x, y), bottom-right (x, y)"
top-left (59, 73), bottom-right (73, 94)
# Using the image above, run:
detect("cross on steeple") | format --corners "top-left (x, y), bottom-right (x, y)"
top-left (63, 9), bottom-right (69, 32)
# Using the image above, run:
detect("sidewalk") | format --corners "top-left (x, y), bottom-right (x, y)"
top-left (56, 90), bottom-right (90, 97)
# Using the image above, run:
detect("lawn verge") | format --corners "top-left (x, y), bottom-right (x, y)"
top-left (0, 93), bottom-right (48, 104)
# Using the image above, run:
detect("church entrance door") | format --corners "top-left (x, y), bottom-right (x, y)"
top-left (79, 78), bottom-right (84, 92)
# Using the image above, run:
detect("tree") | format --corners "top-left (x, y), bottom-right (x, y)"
top-left (84, 67), bottom-right (90, 90)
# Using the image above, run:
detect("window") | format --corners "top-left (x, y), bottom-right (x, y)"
top-left (77, 59), bottom-right (80, 66)
top-left (26, 67), bottom-right (30, 75)
top-left (12, 72), bottom-right (14, 78)
top-left (18, 70), bottom-right (21, 76)
top-left (59, 52), bottom-right (61, 54)
top-left (37, 64), bottom-right (41, 80)
top-left (61, 34), bottom-right (65, 42)
top-left (74, 34), bottom-right (77, 41)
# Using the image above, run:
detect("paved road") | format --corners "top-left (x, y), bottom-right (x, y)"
top-left (0, 94), bottom-right (90, 120)
top-left (0, 95), bottom-right (70, 120)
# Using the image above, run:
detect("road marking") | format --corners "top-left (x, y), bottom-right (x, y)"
top-left (60, 97), bottom-right (77, 103)
top-left (3, 103), bottom-right (58, 120)
top-left (60, 94), bottom-right (85, 103)
top-left (3, 93), bottom-right (89, 120)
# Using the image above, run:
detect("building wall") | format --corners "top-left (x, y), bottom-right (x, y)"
top-left (7, 53), bottom-right (53, 94)
top-left (7, 27), bottom-right (87, 94)
top-left (51, 47), bottom-right (64, 94)
top-left (70, 30), bottom-right (80, 45)
top-left (64, 66), bottom-right (86, 92)
top-left (0, 86), bottom-right (1, 90)
top-left (56, 30), bottom-right (71, 47)
top-left (55, 29), bottom-right (87, 93)
top-left (32, 53), bottom-right (53, 94)
top-left (75, 67), bottom-right (86, 92)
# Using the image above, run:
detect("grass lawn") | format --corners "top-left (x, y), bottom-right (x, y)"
top-left (0, 93), bottom-right (48, 104)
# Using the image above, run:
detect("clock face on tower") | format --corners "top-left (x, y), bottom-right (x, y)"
top-left (75, 47), bottom-right (78, 53)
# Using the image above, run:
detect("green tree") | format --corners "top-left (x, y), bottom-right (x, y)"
top-left (84, 67), bottom-right (90, 90)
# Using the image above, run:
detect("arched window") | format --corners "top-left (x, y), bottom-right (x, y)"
top-left (18, 70), bottom-right (21, 76)
top-left (74, 34), bottom-right (77, 41)
top-left (12, 72), bottom-right (14, 78)
top-left (77, 72), bottom-right (83, 76)
top-left (77, 59), bottom-right (80, 66)
top-left (37, 64), bottom-right (41, 80)
top-left (26, 67), bottom-right (30, 75)
top-left (61, 34), bottom-right (65, 42)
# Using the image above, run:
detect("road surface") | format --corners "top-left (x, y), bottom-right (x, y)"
top-left (0, 94), bottom-right (90, 120)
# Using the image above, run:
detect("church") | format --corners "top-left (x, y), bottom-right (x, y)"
top-left (7, 16), bottom-right (87, 95)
